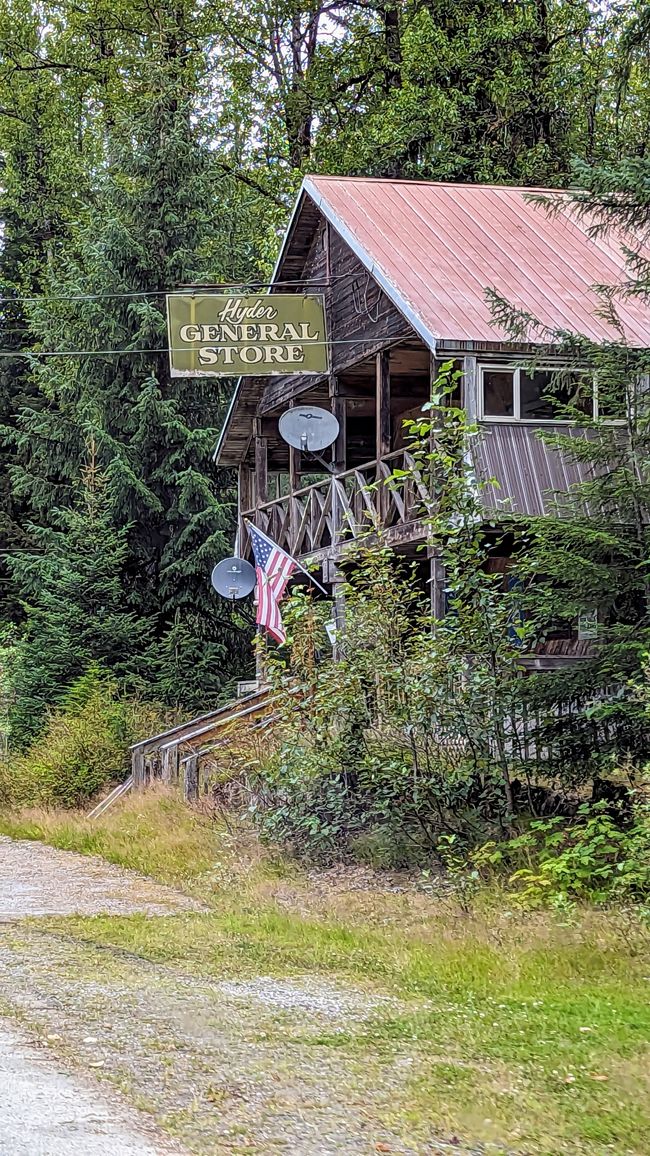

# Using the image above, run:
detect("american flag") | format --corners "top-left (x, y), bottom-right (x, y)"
top-left (247, 523), bottom-right (297, 644)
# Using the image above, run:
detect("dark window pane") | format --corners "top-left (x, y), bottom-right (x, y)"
top-left (483, 370), bottom-right (514, 416)
top-left (520, 370), bottom-right (554, 418)
top-left (597, 373), bottom-right (626, 419)
top-left (520, 369), bottom-right (593, 419)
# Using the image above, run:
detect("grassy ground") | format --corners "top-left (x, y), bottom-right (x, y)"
top-left (2, 790), bottom-right (650, 1155)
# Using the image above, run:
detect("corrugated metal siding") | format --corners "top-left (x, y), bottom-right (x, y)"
top-left (306, 177), bottom-right (650, 346)
top-left (473, 423), bottom-right (598, 517)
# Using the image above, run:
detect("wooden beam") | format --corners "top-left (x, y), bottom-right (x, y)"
top-left (329, 375), bottom-right (347, 474)
top-left (463, 355), bottom-right (478, 421)
top-left (254, 419), bottom-right (268, 507)
top-left (184, 755), bottom-right (199, 803)
top-left (429, 547), bottom-right (446, 625)
top-left (289, 444), bottom-right (301, 491)
top-left (376, 350), bottom-right (391, 460)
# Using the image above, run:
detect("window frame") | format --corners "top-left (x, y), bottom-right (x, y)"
top-left (479, 363), bottom-right (602, 423)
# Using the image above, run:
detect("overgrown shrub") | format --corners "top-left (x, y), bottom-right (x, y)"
top-left (249, 362), bottom-right (649, 875)
top-left (473, 792), bottom-right (650, 908)
top-left (251, 544), bottom-right (526, 865)
top-left (0, 666), bottom-right (170, 808)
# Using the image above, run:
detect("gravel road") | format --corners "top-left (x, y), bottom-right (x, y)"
top-left (0, 835), bottom-right (472, 1155)
top-left (0, 835), bottom-right (203, 919)
top-left (0, 1023), bottom-right (178, 1155)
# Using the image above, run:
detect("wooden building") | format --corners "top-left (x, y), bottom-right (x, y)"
top-left (215, 177), bottom-right (649, 663)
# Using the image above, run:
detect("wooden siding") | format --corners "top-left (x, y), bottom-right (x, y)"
top-left (259, 225), bottom-right (415, 416)
top-left (217, 195), bottom-right (419, 463)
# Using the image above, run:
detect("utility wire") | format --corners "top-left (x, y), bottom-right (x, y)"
top-left (0, 335), bottom-right (393, 359)
top-left (0, 272), bottom-right (357, 307)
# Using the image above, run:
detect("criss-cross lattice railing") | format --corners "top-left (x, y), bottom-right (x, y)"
top-left (243, 449), bottom-right (434, 559)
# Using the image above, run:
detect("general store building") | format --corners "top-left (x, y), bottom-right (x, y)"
top-left (215, 177), bottom-right (649, 665)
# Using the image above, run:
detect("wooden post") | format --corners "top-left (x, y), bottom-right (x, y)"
top-left (329, 378), bottom-right (346, 475)
top-left (254, 419), bottom-right (268, 508)
top-left (238, 465), bottom-right (253, 555)
top-left (376, 350), bottom-right (390, 523)
top-left (289, 444), bottom-right (301, 491)
top-left (288, 444), bottom-right (301, 552)
top-left (162, 745), bottom-right (179, 784)
top-left (184, 755), bottom-right (199, 803)
top-left (462, 355), bottom-right (478, 422)
top-left (376, 350), bottom-right (391, 460)
top-left (132, 748), bottom-right (145, 789)
top-left (428, 547), bottom-right (446, 626)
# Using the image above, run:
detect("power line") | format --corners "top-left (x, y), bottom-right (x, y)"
top-left (0, 272), bottom-right (356, 308)
top-left (0, 335), bottom-right (396, 360)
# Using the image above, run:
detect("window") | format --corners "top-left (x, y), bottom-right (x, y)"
top-left (483, 370), bottom-right (514, 416)
top-left (481, 365), bottom-right (596, 421)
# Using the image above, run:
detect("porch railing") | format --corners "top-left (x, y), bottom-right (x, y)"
top-left (242, 448), bottom-right (433, 560)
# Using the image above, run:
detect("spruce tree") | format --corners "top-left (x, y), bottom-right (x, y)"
top-left (7, 444), bottom-right (149, 746)
top-left (7, 7), bottom-right (252, 721)
top-left (489, 160), bottom-right (650, 776)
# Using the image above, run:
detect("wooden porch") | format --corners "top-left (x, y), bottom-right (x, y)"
top-left (239, 447), bottom-right (434, 563)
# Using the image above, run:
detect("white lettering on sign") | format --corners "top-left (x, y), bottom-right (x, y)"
top-left (197, 344), bottom-right (305, 365)
top-left (179, 321), bottom-right (317, 344)
top-left (217, 297), bottom-right (278, 324)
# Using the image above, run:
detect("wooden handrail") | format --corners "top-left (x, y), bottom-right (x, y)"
top-left (244, 449), bottom-right (410, 516)
top-left (242, 449), bottom-right (432, 558)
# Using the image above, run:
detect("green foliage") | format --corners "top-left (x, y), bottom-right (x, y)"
top-left (252, 377), bottom-right (536, 862)
top-left (5, 457), bottom-right (149, 746)
top-left (0, 666), bottom-right (159, 808)
top-left (251, 363), bottom-right (648, 874)
top-left (484, 797), bottom-right (650, 909)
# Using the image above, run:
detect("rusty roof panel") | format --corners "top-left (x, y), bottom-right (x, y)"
top-left (304, 177), bottom-right (650, 346)
top-left (473, 423), bottom-right (598, 517)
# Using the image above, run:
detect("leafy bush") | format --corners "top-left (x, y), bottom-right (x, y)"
top-left (474, 795), bottom-right (650, 907)
top-left (0, 666), bottom-right (169, 808)
top-left (251, 545), bottom-right (523, 865)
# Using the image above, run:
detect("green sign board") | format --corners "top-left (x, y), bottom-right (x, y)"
top-left (166, 293), bottom-right (329, 377)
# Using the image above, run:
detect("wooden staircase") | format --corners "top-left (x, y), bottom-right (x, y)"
top-left (129, 686), bottom-right (276, 802)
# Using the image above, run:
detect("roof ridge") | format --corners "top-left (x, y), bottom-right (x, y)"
top-left (304, 174), bottom-right (566, 194)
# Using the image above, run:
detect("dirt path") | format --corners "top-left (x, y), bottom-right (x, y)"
top-left (0, 835), bottom-right (203, 918)
top-left (0, 1022), bottom-right (180, 1155)
top-left (0, 836), bottom-right (473, 1155)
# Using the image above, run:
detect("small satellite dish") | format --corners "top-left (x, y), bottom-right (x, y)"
top-left (211, 557), bottom-right (256, 600)
top-left (278, 405), bottom-right (339, 453)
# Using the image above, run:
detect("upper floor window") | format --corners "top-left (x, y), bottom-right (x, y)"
top-left (480, 365), bottom-right (596, 421)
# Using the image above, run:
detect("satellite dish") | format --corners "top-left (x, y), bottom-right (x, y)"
top-left (211, 557), bottom-right (256, 600)
top-left (278, 405), bottom-right (339, 453)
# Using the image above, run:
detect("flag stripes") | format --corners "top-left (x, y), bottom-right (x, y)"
top-left (247, 523), bottom-right (298, 644)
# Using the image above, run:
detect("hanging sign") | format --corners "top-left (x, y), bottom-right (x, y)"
top-left (166, 293), bottom-right (329, 377)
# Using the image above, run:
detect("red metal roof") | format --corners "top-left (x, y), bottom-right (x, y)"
top-left (303, 176), bottom-right (650, 346)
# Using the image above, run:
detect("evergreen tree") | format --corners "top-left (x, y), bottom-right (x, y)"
top-left (7, 444), bottom-right (149, 746)
top-left (0, 0), bottom-right (92, 620)
top-left (489, 160), bottom-right (650, 774)
top-left (6, 4), bottom-right (252, 720)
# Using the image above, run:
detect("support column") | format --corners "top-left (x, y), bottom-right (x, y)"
top-left (254, 418), bottom-right (268, 508)
top-left (329, 375), bottom-right (346, 475)
top-left (428, 546), bottom-right (446, 627)
top-left (376, 350), bottom-right (391, 523)
top-left (184, 755), bottom-right (199, 803)
top-left (238, 465), bottom-right (253, 556)
top-left (375, 350), bottom-right (391, 460)
top-left (132, 748), bottom-right (144, 789)
top-left (162, 744), bottom-right (179, 784)
top-left (288, 444), bottom-right (301, 553)
top-left (462, 354), bottom-right (478, 422)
